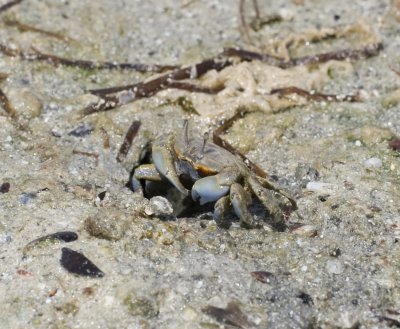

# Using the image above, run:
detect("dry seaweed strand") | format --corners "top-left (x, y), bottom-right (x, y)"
top-left (88, 81), bottom-right (224, 97)
top-left (3, 19), bottom-right (76, 43)
top-left (223, 42), bottom-right (383, 68)
top-left (270, 86), bottom-right (361, 102)
top-left (0, 42), bottom-right (176, 73)
top-left (261, 22), bottom-right (378, 60)
top-left (82, 42), bottom-right (382, 116)
top-left (0, 0), bottom-right (24, 13)
top-left (83, 57), bottom-right (233, 115)
top-left (116, 120), bottom-right (141, 162)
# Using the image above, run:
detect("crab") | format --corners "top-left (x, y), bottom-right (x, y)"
top-left (132, 122), bottom-right (297, 229)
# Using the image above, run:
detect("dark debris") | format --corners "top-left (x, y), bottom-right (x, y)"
top-left (0, 182), bottom-right (10, 193)
top-left (60, 247), bottom-right (105, 278)
top-left (116, 120), bottom-right (141, 162)
top-left (23, 231), bottom-right (78, 256)
top-left (296, 292), bottom-right (314, 306)
top-left (250, 271), bottom-right (276, 284)
top-left (389, 139), bottom-right (400, 151)
top-left (202, 301), bottom-right (254, 329)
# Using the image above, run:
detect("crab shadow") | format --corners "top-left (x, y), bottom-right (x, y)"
top-left (128, 173), bottom-right (288, 231)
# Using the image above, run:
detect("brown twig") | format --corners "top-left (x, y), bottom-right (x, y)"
top-left (83, 57), bottom-right (233, 115)
top-left (116, 120), bottom-right (141, 162)
top-left (213, 109), bottom-right (267, 178)
top-left (0, 0), bottom-right (24, 13)
top-left (223, 42), bottom-right (383, 68)
top-left (270, 86), bottom-right (361, 102)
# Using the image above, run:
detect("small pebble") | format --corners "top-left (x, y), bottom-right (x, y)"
top-left (8, 88), bottom-right (42, 120)
top-left (68, 122), bottom-right (93, 137)
top-left (19, 192), bottom-right (36, 205)
top-left (364, 157), bottom-right (382, 168)
top-left (84, 213), bottom-right (125, 241)
top-left (145, 196), bottom-right (173, 216)
top-left (0, 233), bottom-right (12, 244)
top-left (326, 259), bottom-right (344, 274)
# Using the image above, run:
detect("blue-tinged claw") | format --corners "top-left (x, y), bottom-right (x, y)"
top-left (152, 144), bottom-right (189, 195)
top-left (191, 175), bottom-right (230, 205)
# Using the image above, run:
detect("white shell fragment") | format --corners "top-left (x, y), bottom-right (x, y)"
top-left (290, 224), bottom-right (318, 237)
top-left (145, 196), bottom-right (174, 216)
top-left (305, 181), bottom-right (336, 194)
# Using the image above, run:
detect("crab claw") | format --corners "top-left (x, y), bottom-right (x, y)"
top-left (191, 175), bottom-right (230, 205)
top-left (152, 144), bottom-right (189, 195)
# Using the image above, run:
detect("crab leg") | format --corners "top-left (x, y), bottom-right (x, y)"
top-left (133, 164), bottom-right (162, 181)
top-left (247, 176), bottom-right (285, 226)
top-left (213, 195), bottom-right (231, 229)
top-left (258, 176), bottom-right (297, 210)
top-left (131, 163), bottom-right (162, 193)
top-left (230, 183), bottom-right (261, 229)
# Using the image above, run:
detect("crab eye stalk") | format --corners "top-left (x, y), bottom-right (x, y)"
top-left (198, 131), bottom-right (209, 160)
top-left (183, 119), bottom-right (190, 149)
